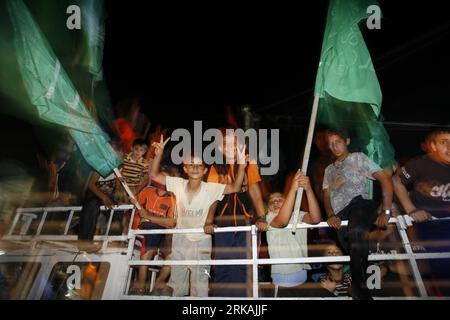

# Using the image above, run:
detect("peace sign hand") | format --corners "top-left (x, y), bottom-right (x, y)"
top-left (152, 135), bottom-right (170, 157)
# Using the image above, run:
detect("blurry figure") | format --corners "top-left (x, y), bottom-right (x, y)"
top-left (77, 140), bottom-right (125, 250)
top-left (32, 133), bottom-right (92, 209)
top-left (266, 171), bottom-right (321, 297)
top-left (310, 128), bottom-right (334, 207)
top-left (205, 129), bottom-right (267, 297)
top-left (113, 98), bottom-right (150, 154)
top-left (0, 160), bottom-right (34, 236)
top-left (393, 127), bottom-right (450, 296)
top-left (320, 243), bottom-right (352, 297)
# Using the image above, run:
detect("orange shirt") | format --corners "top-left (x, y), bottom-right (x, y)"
top-left (208, 164), bottom-right (261, 192)
top-left (132, 186), bottom-right (175, 229)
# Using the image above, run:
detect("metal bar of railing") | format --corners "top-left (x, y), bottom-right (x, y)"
top-left (396, 217), bottom-right (428, 297)
top-left (127, 252), bottom-right (450, 267)
top-left (63, 210), bottom-right (75, 235)
top-left (8, 211), bottom-right (22, 236)
top-left (251, 225), bottom-right (259, 298)
top-left (35, 211), bottom-right (48, 236)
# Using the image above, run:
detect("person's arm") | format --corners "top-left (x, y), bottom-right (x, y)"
top-left (224, 144), bottom-right (247, 194)
top-left (140, 209), bottom-right (176, 228)
top-left (270, 171), bottom-right (321, 228)
top-left (373, 170), bottom-right (394, 228)
top-left (223, 163), bottom-right (246, 194)
top-left (203, 201), bottom-right (219, 234)
top-left (248, 182), bottom-right (268, 231)
top-left (87, 171), bottom-right (114, 209)
top-left (150, 135), bottom-right (170, 186)
top-left (324, 188), bottom-right (341, 229)
top-left (393, 172), bottom-right (432, 222)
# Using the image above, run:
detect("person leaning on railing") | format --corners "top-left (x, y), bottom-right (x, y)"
top-left (392, 127), bottom-right (450, 296)
top-left (265, 170), bottom-right (321, 297)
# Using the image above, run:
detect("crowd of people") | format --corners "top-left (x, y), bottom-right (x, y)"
top-left (4, 120), bottom-right (449, 300)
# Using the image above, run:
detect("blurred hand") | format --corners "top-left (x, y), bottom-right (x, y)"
top-left (101, 196), bottom-right (114, 209)
top-left (203, 223), bottom-right (216, 235)
top-left (409, 210), bottom-right (433, 223)
top-left (327, 216), bottom-right (342, 230)
top-left (256, 220), bottom-right (268, 232)
top-left (375, 214), bottom-right (390, 229)
top-left (321, 278), bottom-right (337, 293)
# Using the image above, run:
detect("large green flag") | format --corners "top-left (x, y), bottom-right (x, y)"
top-left (7, 0), bottom-right (122, 177)
top-left (314, 0), bottom-right (394, 168)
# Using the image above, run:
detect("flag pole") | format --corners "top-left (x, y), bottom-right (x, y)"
top-left (291, 94), bottom-right (320, 234)
top-left (113, 168), bottom-right (142, 211)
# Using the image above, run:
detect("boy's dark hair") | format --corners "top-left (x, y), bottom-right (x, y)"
top-left (326, 128), bottom-right (350, 140)
top-left (132, 138), bottom-right (149, 148)
top-left (425, 126), bottom-right (450, 145)
top-left (421, 127), bottom-right (450, 153)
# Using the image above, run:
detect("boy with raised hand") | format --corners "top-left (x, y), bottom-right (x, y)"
top-left (149, 135), bottom-right (248, 297)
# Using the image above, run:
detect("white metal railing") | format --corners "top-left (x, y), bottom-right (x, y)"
top-left (124, 216), bottom-right (450, 299)
top-left (3, 205), bottom-right (450, 299)
top-left (3, 205), bottom-right (136, 248)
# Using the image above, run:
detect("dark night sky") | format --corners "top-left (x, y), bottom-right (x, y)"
top-left (1, 0), bottom-right (450, 178)
top-left (103, 1), bottom-right (450, 128)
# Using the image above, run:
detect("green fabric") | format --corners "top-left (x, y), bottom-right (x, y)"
top-left (314, 0), bottom-right (394, 168)
top-left (7, 0), bottom-right (121, 177)
top-left (80, 0), bottom-right (106, 81)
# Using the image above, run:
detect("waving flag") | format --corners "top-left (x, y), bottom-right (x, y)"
top-left (314, 0), bottom-right (394, 168)
top-left (7, 0), bottom-right (121, 177)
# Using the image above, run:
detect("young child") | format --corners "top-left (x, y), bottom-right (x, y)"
top-left (129, 180), bottom-right (176, 295)
top-left (266, 170), bottom-right (321, 296)
top-left (120, 138), bottom-right (150, 194)
top-left (119, 138), bottom-right (150, 234)
top-left (150, 136), bottom-right (248, 297)
top-left (320, 242), bottom-right (352, 297)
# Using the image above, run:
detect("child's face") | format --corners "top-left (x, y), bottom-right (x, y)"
top-left (430, 133), bottom-right (450, 165)
top-left (219, 134), bottom-right (237, 163)
top-left (183, 157), bottom-right (208, 180)
top-left (132, 145), bottom-right (148, 159)
top-left (268, 193), bottom-right (285, 214)
top-left (325, 244), bottom-right (344, 269)
top-left (327, 134), bottom-right (349, 158)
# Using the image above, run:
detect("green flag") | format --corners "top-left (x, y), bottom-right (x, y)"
top-left (7, 0), bottom-right (122, 177)
top-left (314, 0), bottom-right (394, 168)
top-left (80, 0), bottom-right (106, 82)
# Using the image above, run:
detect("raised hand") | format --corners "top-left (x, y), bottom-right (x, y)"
top-left (236, 142), bottom-right (247, 165)
top-left (152, 135), bottom-right (170, 158)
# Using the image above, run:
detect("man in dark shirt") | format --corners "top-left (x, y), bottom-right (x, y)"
top-left (393, 127), bottom-right (450, 295)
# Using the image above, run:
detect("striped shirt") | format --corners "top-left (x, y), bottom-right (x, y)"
top-left (120, 153), bottom-right (149, 188)
top-left (320, 273), bottom-right (352, 297)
